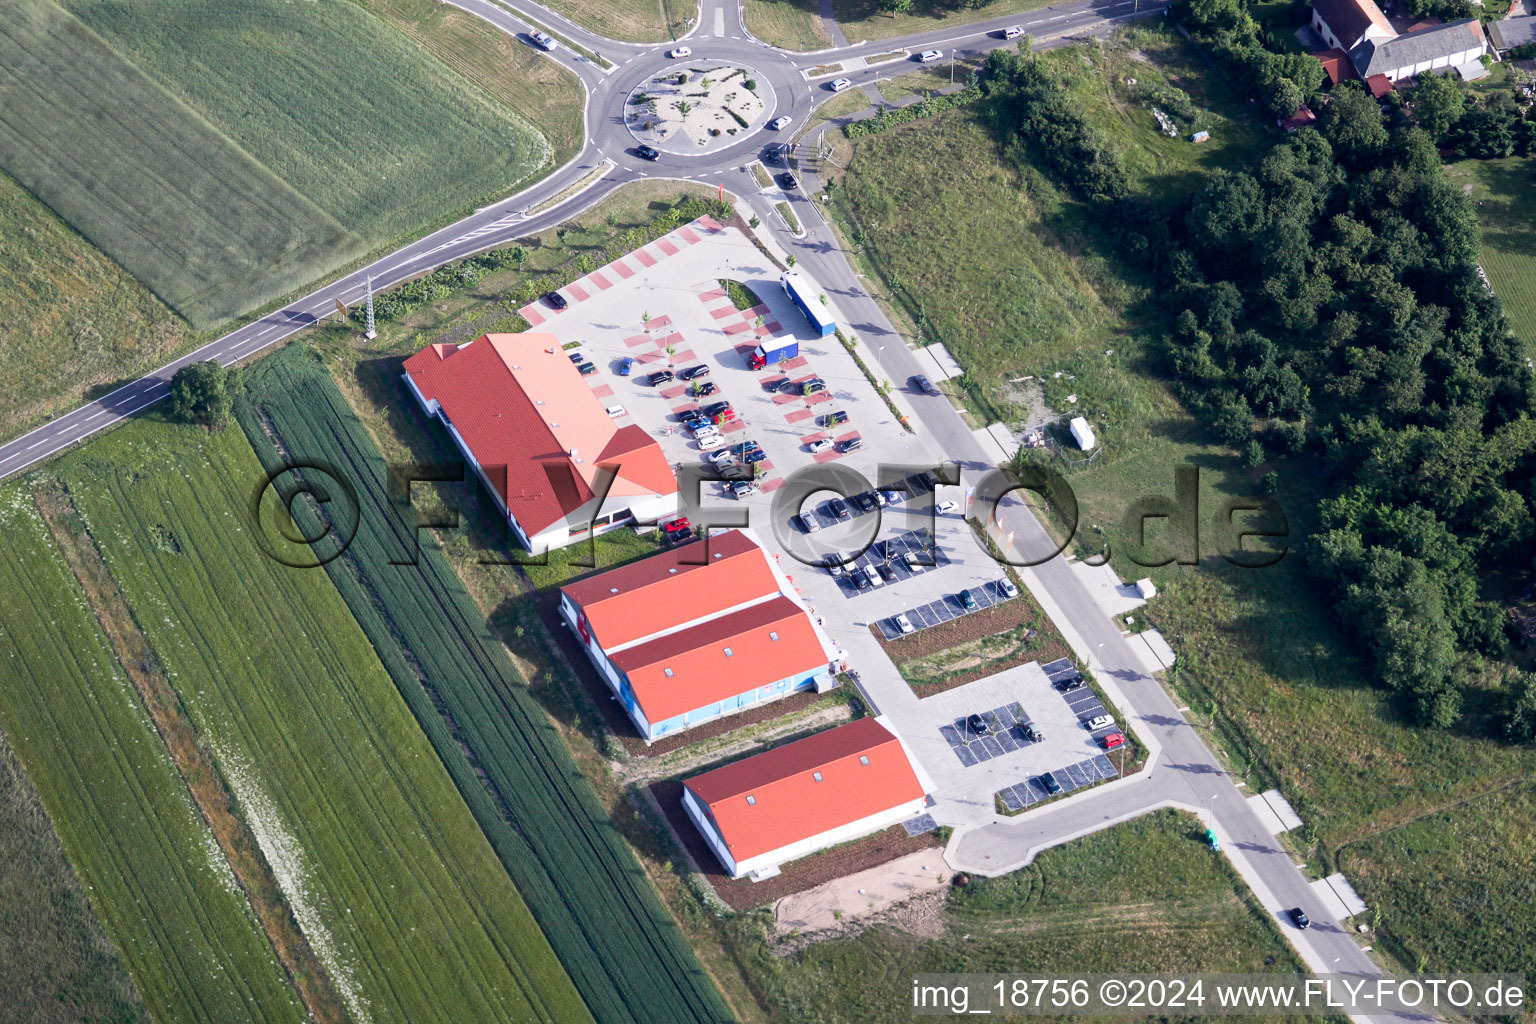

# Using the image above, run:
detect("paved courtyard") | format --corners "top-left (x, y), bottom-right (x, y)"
top-left (516, 217), bottom-right (1125, 829)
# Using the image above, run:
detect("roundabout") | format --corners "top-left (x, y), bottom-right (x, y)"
top-left (625, 60), bottom-right (775, 154)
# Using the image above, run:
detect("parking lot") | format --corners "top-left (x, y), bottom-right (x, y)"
top-left (515, 218), bottom-right (1134, 829)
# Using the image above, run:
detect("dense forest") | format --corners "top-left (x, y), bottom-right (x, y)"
top-left (980, 45), bottom-right (1536, 735)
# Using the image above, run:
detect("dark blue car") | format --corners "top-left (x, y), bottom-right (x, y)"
top-left (618, 357), bottom-right (635, 376)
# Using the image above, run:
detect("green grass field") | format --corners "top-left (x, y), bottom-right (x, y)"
top-left (237, 346), bottom-right (734, 1024)
top-left (1337, 780), bottom-right (1536, 978)
top-left (52, 419), bottom-right (591, 1024)
top-left (0, 730), bottom-right (148, 1024)
top-left (0, 485), bottom-right (306, 1024)
top-left (745, 0), bottom-right (832, 50)
top-left (540, 0), bottom-right (686, 41)
top-left (1446, 157), bottom-right (1536, 351)
top-left (730, 810), bottom-right (1304, 1022)
top-left (0, 0), bottom-right (548, 329)
top-left (829, 30), bottom-right (1262, 421)
top-left (0, 168), bottom-right (190, 440)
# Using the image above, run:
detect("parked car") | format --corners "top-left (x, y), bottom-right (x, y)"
top-left (829, 78), bottom-right (852, 92)
top-left (529, 30), bottom-right (557, 50)
top-left (807, 438), bottom-right (834, 454)
top-left (577, 362), bottom-right (597, 376)
top-left (1039, 772), bottom-right (1062, 795)
top-left (1020, 723), bottom-right (1041, 743)
top-left (777, 378), bottom-right (806, 394)
top-left (917, 470), bottom-right (941, 492)
top-left (872, 490), bottom-right (890, 507)
top-left (1055, 674), bottom-right (1085, 693)
top-left (768, 115), bottom-right (792, 130)
top-left (1101, 732), bottom-right (1126, 750)
top-left (876, 562), bottom-right (897, 584)
top-left (683, 415), bottom-right (710, 432)
top-left (798, 512), bottom-right (820, 533)
top-left (661, 517), bottom-right (691, 539)
top-left (703, 400), bottom-right (731, 418)
top-left (918, 49), bottom-right (943, 62)
top-left (708, 449), bottom-right (737, 466)
top-left (542, 291), bottom-right (568, 309)
top-left (966, 713), bottom-right (991, 737)
top-left (1002, 25), bottom-right (1025, 39)
top-left (1288, 908), bottom-right (1311, 930)
top-left (692, 381), bottom-right (718, 398)
top-left (636, 144), bottom-right (661, 161)
top-left (861, 565), bottom-right (882, 588)
top-left (568, 351), bottom-right (585, 363)
top-left (895, 613), bottom-right (915, 635)
top-left (823, 553), bottom-right (845, 576)
top-left (838, 437), bottom-right (863, 454)
top-left (744, 449), bottom-right (767, 465)
top-left (731, 480), bottom-right (758, 497)
top-left (820, 411), bottom-right (849, 427)
top-left (692, 423), bottom-right (720, 440)
top-left (935, 500), bottom-right (958, 515)
top-left (697, 434), bottom-right (726, 451)
top-left (802, 378), bottom-right (827, 395)
top-left (998, 577), bottom-right (1019, 599)
top-left (903, 552), bottom-right (927, 573)
top-left (718, 463), bottom-right (754, 482)
top-left (679, 364), bottom-right (710, 380)
top-left (712, 408), bottom-right (738, 426)
top-left (617, 356), bottom-right (635, 376)
top-left (1085, 714), bottom-right (1114, 731)
top-left (646, 370), bottom-right (674, 386)
top-left (880, 488), bottom-right (904, 505)
top-left (852, 567), bottom-right (871, 589)
top-left (959, 589), bottom-right (979, 611)
top-left (854, 491), bottom-right (878, 512)
top-left (911, 374), bottom-right (940, 395)
top-left (779, 172), bottom-right (800, 190)
top-left (668, 46), bottom-right (691, 57)
top-left (827, 497), bottom-right (851, 519)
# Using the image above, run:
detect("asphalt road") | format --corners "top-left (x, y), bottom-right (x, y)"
top-left (0, 0), bottom-right (1416, 1012)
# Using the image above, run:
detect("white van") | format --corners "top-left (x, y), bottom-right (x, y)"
top-left (698, 434), bottom-right (726, 450)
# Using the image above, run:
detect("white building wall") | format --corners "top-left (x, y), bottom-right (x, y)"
top-left (684, 787), bottom-right (930, 880)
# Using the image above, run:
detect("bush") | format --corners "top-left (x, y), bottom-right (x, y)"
top-left (844, 81), bottom-right (983, 138)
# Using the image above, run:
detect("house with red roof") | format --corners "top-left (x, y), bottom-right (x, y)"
top-left (682, 717), bottom-right (930, 880)
top-left (402, 333), bottom-right (679, 553)
top-left (1311, 0), bottom-right (1487, 86)
top-left (559, 529), bottom-right (845, 742)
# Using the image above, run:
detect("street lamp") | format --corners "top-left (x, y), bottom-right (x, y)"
top-left (1209, 794), bottom-right (1218, 827)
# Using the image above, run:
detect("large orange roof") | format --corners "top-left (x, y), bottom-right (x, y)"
top-left (684, 719), bottom-right (925, 862)
top-left (614, 596), bottom-right (832, 722)
top-left (561, 531), bottom-right (781, 650)
top-left (403, 333), bottom-right (676, 535)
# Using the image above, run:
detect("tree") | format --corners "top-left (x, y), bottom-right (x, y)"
top-left (1508, 673), bottom-right (1536, 743)
top-left (168, 361), bottom-right (242, 429)
top-left (876, 0), bottom-right (914, 12)
top-left (1407, 73), bottom-right (1465, 141)
top-left (1318, 83), bottom-right (1388, 165)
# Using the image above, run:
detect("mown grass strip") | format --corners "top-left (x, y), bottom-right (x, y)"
top-left (236, 345), bottom-right (735, 1024)
top-left (58, 420), bottom-right (591, 1024)
top-left (0, 486), bottom-right (306, 1024)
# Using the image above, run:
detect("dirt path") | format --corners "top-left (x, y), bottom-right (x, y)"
top-left (772, 848), bottom-right (951, 934)
top-left (33, 483), bottom-right (346, 1024)
top-left (615, 703), bottom-right (855, 784)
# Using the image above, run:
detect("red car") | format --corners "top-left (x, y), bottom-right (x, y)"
top-left (661, 517), bottom-right (692, 539)
top-left (1101, 732), bottom-right (1126, 750)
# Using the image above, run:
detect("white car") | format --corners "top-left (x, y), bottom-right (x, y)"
top-left (829, 78), bottom-right (852, 92)
top-left (798, 512), bottom-right (821, 533)
top-left (1085, 714), bottom-right (1115, 731)
top-left (862, 565), bottom-right (882, 588)
top-left (692, 422), bottom-right (720, 439)
top-left (698, 434), bottom-right (726, 450)
top-left (1003, 25), bottom-right (1025, 39)
top-left (903, 552), bottom-right (927, 573)
top-left (529, 30), bottom-right (557, 51)
top-left (732, 480), bottom-right (758, 497)
top-left (768, 115), bottom-right (792, 130)
top-left (807, 438), bottom-right (834, 453)
top-left (935, 500), bottom-right (958, 515)
top-left (708, 449), bottom-right (737, 465)
top-left (998, 577), bottom-right (1020, 599)
top-left (895, 613), bottom-right (915, 635)
top-left (668, 46), bottom-right (691, 58)
top-left (918, 49), bottom-right (943, 63)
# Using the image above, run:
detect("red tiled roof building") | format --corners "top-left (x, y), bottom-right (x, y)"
top-left (683, 718), bottom-right (929, 880)
top-left (401, 333), bottom-right (678, 553)
top-left (559, 530), bottom-right (845, 742)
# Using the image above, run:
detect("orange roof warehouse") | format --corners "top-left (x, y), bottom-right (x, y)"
top-left (402, 332), bottom-right (679, 553)
top-left (682, 717), bottom-right (930, 880)
top-left (560, 529), bottom-right (845, 742)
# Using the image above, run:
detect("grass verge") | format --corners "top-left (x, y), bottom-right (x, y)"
top-left (744, 0), bottom-right (832, 51)
top-left (1445, 156), bottom-right (1536, 351)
